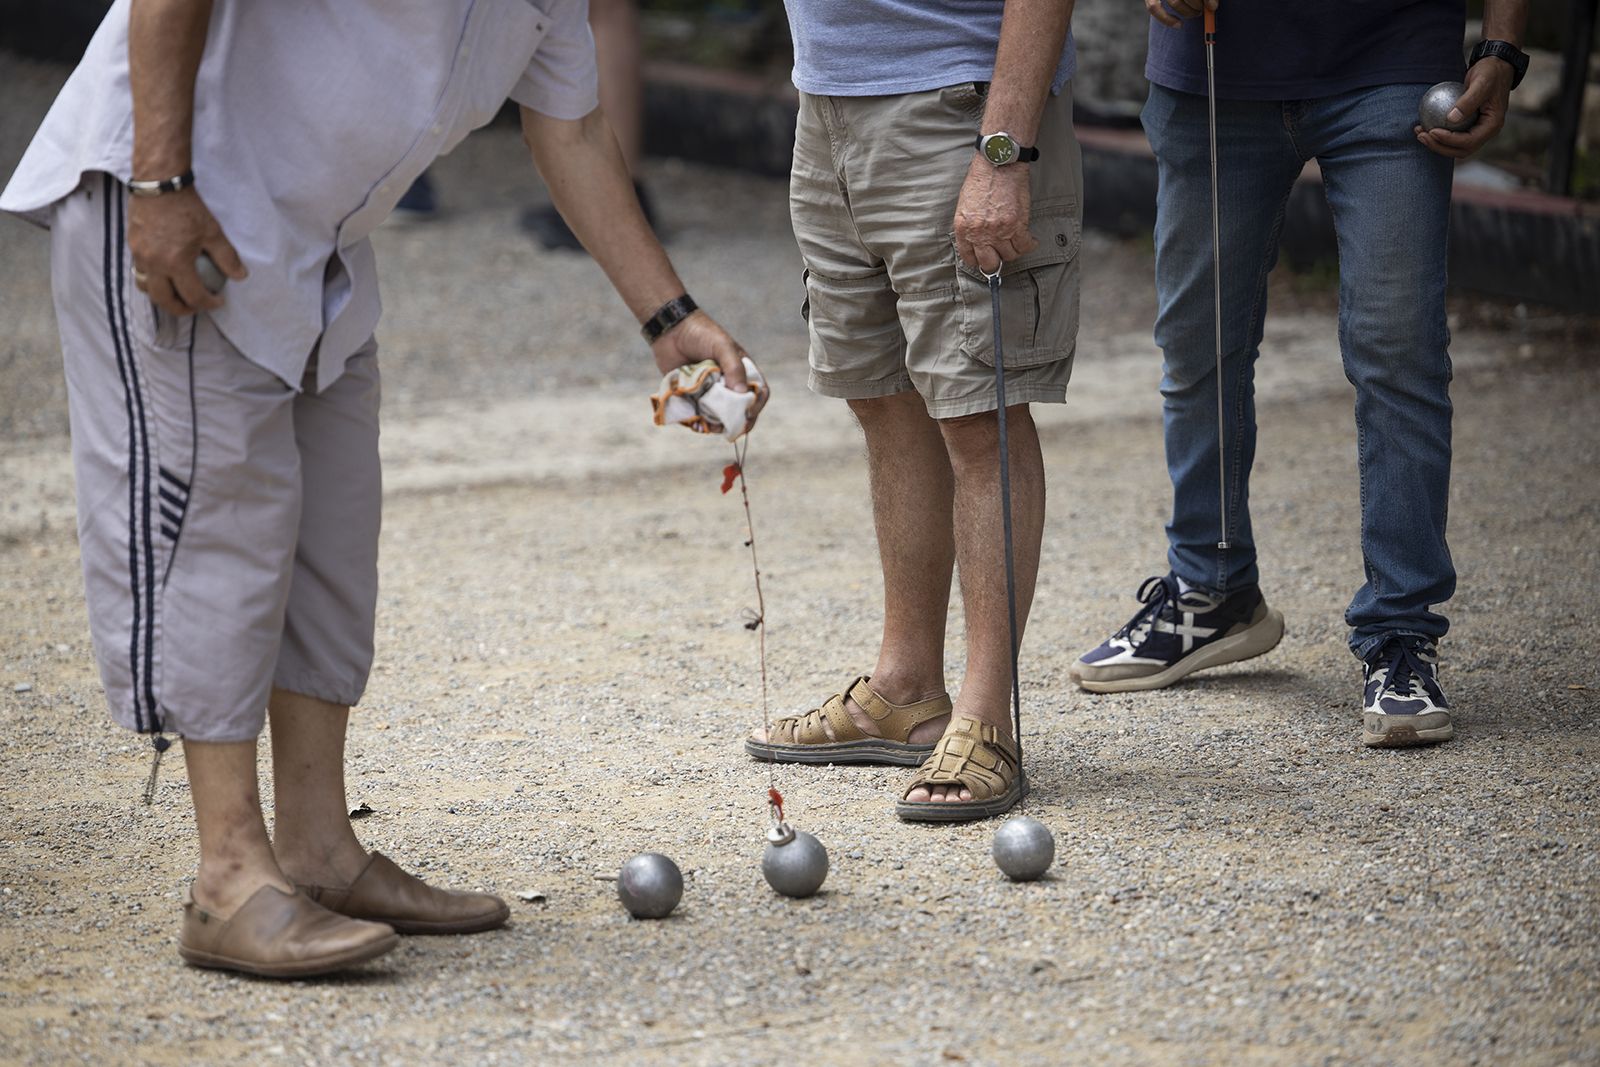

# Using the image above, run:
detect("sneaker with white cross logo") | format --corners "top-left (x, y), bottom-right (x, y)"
top-left (1070, 575), bottom-right (1285, 693)
top-left (1360, 636), bottom-right (1454, 747)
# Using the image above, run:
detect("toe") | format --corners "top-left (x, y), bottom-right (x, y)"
top-left (904, 785), bottom-right (932, 803)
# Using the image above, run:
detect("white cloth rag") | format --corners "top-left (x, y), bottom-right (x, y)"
top-left (650, 357), bottom-right (767, 441)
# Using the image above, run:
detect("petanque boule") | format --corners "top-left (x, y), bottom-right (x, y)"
top-left (1418, 81), bottom-right (1476, 133)
top-left (195, 251), bottom-right (227, 294)
top-left (992, 816), bottom-right (1055, 881)
top-left (616, 853), bottom-right (683, 919)
top-left (761, 824), bottom-right (829, 898)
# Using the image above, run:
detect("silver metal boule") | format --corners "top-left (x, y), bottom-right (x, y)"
top-left (1418, 82), bottom-right (1476, 133)
top-left (761, 826), bottom-right (828, 898)
top-left (617, 853), bottom-right (683, 919)
top-left (195, 252), bottom-right (227, 294)
top-left (992, 816), bottom-right (1055, 882)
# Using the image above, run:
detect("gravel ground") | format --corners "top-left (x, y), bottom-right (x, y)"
top-left (3, 52), bottom-right (1599, 1066)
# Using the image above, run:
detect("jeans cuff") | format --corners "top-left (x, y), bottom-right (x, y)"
top-left (1349, 629), bottom-right (1436, 662)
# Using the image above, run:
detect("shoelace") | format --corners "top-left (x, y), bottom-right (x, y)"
top-left (1373, 640), bottom-right (1439, 699)
top-left (1114, 575), bottom-right (1183, 646)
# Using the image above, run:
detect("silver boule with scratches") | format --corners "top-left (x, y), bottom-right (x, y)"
top-left (617, 852), bottom-right (683, 919)
top-left (992, 816), bottom-right (1055, 881)
top-left (761, 828), bottom-right (829, 898)
top-left (195, 252), bottom-right (227, 294)
top-left (1418, 82), bottom-right (1476, 133)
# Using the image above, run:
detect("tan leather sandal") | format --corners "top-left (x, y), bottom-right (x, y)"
top-left (894, 716), bottom-right (1027, 823)
top-left (744, 676), bottom-right (951, 766)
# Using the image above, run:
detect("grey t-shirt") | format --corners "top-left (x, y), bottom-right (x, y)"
top-left (784, 0), bottom-right (1076, 97)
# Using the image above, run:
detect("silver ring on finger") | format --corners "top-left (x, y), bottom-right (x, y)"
top-left (132, 269), bottom-right (149, 289)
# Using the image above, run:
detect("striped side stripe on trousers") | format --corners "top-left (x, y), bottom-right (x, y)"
top-left (101, 173), bottom-right (162, 735)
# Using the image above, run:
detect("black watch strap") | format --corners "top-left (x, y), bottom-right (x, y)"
top-left (1470, 39), bottom-right (1529, 90)
top-left (973, 133), bottom-right (1040, 164)
top-left (640, 294), bottom-right (698, 342)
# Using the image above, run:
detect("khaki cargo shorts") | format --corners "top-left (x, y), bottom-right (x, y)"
top-left (789, 82), bottom-right (1083, 419)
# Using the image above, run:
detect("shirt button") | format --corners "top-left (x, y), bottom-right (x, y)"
top-left (459, 44), bottom-right (471, 57)
top-left (431, 123), bottom-right (443, 135)
top-left (378, 184), bottom-right (391, 196)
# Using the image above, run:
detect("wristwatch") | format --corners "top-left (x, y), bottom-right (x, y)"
top-left (974, 132), bottom-right (1039, 166)
top-left (1469, 39), bottom-right (1530, 90)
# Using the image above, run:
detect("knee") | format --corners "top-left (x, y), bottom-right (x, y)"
top-left (939, 407), bottom-right (1031, 469)
top-left (847, 390), bottom-right (925, 428)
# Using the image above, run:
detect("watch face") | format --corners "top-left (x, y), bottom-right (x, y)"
top-left (983, 134), bottom-right (1017, 166)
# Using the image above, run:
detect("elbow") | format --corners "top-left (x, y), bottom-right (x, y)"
top-left (520, 104), bottom-right (606, 158)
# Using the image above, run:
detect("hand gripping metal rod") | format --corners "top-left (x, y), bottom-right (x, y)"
top-left (1204, 6), bottom-right (1230, 553)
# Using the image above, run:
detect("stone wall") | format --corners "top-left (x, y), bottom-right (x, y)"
top-left (1071, 0), bottom-right (1153, 120)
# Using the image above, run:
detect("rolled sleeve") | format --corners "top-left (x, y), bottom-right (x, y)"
top-left (509, 0), bottom-right (599, 120)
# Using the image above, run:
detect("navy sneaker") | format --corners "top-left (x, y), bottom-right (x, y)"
top-left (1070, 575), bottom-right (1285, 693)
top-left (1361, 637), bottom-right (1453, 747)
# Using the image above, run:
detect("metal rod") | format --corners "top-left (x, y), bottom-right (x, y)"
top-left (987, 271), bottom-right (1024, 769)
top-left (1204, 7), bottom-right (1229, 554)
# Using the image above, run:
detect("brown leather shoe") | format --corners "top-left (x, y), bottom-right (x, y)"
top-left (300, 852), bottom-right (510, 935)
top-left (179, 885), bottom-right (398, 978)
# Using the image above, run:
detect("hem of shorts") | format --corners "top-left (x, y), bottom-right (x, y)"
top-left (808, 370), bottom-right (915, 401)
top-left (108, 706), bottom-right (263, 744)
top-left (925, 383), bottom-right (1068, 420)
top-left (272, 670), bottom-right (367, 710)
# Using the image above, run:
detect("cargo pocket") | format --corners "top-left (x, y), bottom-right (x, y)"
top-left (801, 266), bottom-right (905, 383)
top-left (953, 201), bottom-right (1081, 369)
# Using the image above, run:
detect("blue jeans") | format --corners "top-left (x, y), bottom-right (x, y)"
top-left (1143, 82), bottom-right (1456, 660)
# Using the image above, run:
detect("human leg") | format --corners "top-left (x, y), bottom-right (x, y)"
top-left (1308, 84), bottom-right (1456, 659)
top-left (49, 176), bottom-right (393, 973)
top-left (1069, 87), bottom-right (1299, 693)
top-left (849, 391), bottom-right (956, 717)
top-left (1304, 84), bottom-right (1456, 746)
top-left (752, 93), bottom-right (959, 760)
top-left (266, 344), bottom-right (508, 929)
top-left (185, 740), bottom-right (293, 912)
top-left (1145, 84), bottom-right (1304, 593)
top-left (897, 406), bottom-right (1044, 806)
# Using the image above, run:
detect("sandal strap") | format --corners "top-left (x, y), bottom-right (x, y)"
top-left (769, 689), bottom-right (869, 746)
top-left (902, 717), bottom-right (1019, 802)
top-left (820, 691), bottom-right (863, 742)
top-left (768, 676), bottom-right (950, 748)
top-left (847, 677), bottom-right (952, 742)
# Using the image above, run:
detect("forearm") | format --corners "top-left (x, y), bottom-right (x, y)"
top-left (1481, 0), bottom-right (1529, 46)
top-left (520, 106), bottom-right (685, 322)
top-left (980, 0), bottom-right (1075, 145)
top-left (129, 0), bottom-right (213, 179)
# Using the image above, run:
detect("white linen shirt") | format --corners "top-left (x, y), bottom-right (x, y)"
top-left (1, 0), bottom-right (598, 393)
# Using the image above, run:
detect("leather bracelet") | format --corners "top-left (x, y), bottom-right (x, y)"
top-left (128, 169), bottom-right (196, 198)
top-left (640, 294), bottom-right (698, 342)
